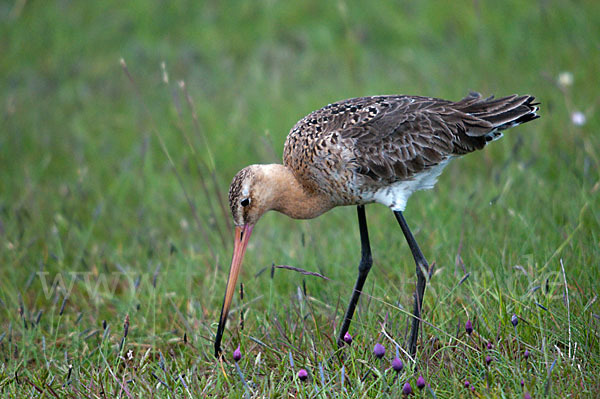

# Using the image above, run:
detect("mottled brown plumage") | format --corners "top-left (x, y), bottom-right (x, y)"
top-left (282, 93), bottom-right (539, 207)
top-left (215, 92), bottom-right (539, 358)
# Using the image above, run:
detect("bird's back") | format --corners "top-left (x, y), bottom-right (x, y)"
top-left (283, 93), bottom-right (539, 207)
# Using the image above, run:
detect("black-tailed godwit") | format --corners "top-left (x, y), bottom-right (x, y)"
top-left (214, 92), bottom-right (539, 358)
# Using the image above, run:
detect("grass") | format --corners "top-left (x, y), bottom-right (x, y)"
top-left (1, 0), bottom-right (599, 397)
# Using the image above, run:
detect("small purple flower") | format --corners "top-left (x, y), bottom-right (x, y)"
top-left (233, 345), bottom-right (242, 362)
top-left (416, 375), bottom-right (426, 390)
top-left (464, 380), bottom-right (470, 388)
top-left (511, 314), bottom-right (519, 327)
top-left (471, 385), bottom-right (476, 392)
top-left (297, 369), bottom-right (308, 381)
top-left (520, 379), bottom-right (525, 387)
top-left (487, 341), bottom-right (493, 350)
top-left (485, 355), bottom-right (492, 365)
top-left (392, 357), bottom-right (404, 372)
top-left (373, 343), bottom-right (385, 359)
top-left (402, 382), bottom-right (413, 395)
top-left (524, 393), bottom-right (532, 399)
top-left (524, 349), bottom-right (530, 359)
top-left (343, 332), bottom-right (353, 345)
top-left (465, 319), bottom-right (473, 335)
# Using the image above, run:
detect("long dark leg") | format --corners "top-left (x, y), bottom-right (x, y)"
top-left (394, 211), bottom-right (428, 358)
top-left (337, 205), bottom-right (373, 347)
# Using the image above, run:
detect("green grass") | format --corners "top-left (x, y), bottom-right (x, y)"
top-left (1, 0), bottom-right (599, 397)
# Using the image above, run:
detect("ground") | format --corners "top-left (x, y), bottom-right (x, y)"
top-left (1, 0), bottom-right (599, 397)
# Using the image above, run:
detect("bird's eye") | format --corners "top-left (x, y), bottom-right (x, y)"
top-left (240, 198), bottom-right (250, 207)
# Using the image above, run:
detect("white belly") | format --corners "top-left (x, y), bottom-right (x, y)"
top-left (369, 158), bottom-right (452, 211)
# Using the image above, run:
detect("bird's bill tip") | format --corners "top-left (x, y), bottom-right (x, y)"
top-left (214, 224), bottom-right (254, 358)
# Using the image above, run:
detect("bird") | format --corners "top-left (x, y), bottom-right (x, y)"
top-left (214, 92), bottom-right (539, 358)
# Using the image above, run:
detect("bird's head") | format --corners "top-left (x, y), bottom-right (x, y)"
top-left (228, 165), bottom-right (272, 228)
top-left (215, 164), bottom-right (275, 356)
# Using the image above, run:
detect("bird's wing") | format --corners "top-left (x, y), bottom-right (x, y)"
top-left (338, 93), bottom-right (537, 182)
top-left (284, 93), bottom-right (538, 185)
top-left (342, 97), bottom-right (452, 182)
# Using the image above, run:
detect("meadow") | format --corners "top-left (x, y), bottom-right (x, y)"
top-left (1, 0), bottom-right (599, 397)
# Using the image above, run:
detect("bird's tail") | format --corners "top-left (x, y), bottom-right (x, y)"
top-left (455, 92), bottom-right (540, 142)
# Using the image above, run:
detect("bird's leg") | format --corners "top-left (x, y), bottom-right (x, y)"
top-left (394, 211), bottom-right (428, 358)
top-left (337, 205), bottom-right (372, 347)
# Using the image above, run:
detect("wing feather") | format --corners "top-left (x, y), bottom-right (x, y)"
top-left (284, 93), bottom-right (538, 190)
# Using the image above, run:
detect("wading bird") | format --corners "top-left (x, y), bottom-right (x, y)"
top-left (214, 92), bottom-right (539, 358)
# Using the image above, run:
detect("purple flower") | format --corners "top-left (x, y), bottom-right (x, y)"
top-left (392, 357), bottom-right (404, 372)
top-left (524, 393), bottom-right (532, 399)
top-left (520, 379), bottom-right (525, 387)
top-left (233, 345), bottom-right (242, 362)
top-left (402, 382), bottom-right (413, 395)
top-left (297, 369), bottom-right (308, 381)
top-left (471, 386), bottom-right (476, 392)
top-left (487, 341), bottom-right (493, 350)
top-left (464, 380), bottom-right (470, 388)
top-left (373, 343), bottom-right (385, 359)
top-left (343, 332), bottom-right (352, 345)
top-left (416, 376), bottom-right (426, 390)
top-left (465, 319), bottom-right (473, 335)
top-left (485, 355), bottom-right (492, 365)
top-left (511, 314), bottom-right (519, 327)
top-left (524, 349), bottom-right (530, 359)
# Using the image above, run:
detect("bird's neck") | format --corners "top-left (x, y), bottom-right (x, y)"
top-left (258, 164), bottom-right (333, 220)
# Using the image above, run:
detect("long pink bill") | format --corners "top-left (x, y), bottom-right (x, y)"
top-left (214, 224), bottom-right (254, 358)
